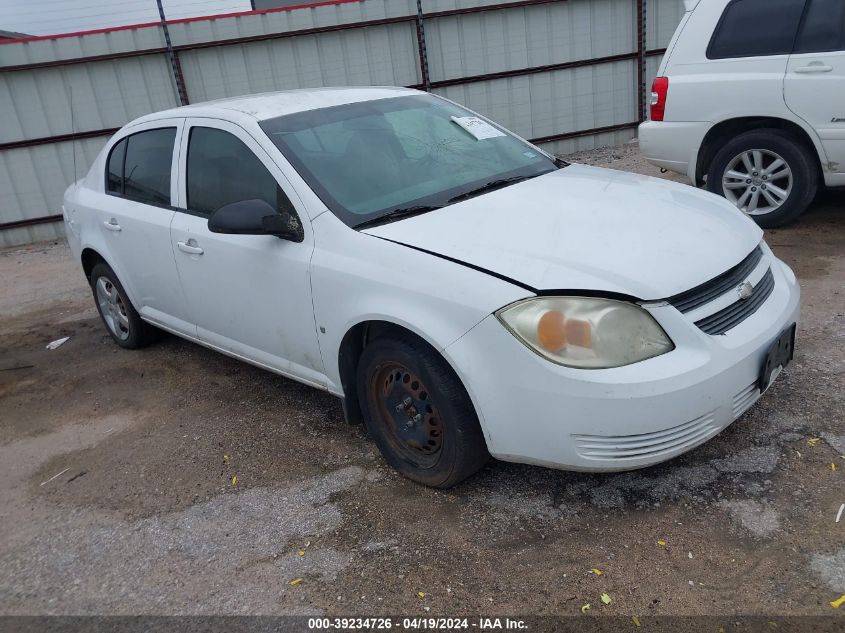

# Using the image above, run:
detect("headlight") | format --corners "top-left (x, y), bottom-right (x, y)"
top-left (496, 296), bottom-right (674, 369)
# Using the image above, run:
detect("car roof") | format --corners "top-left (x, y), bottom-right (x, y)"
top-left (127, 86), bottom-right (421, 128)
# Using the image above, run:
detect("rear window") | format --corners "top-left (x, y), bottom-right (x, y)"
top-left (794, 0), bottom-right (845, 54)
top-left (708, 0), bottom-right (806, 59)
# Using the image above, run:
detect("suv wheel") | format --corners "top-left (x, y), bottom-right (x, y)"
top-left (707, 129), bottom-right (818, 228)
top-left (357, 335), bottom-right (489, 488)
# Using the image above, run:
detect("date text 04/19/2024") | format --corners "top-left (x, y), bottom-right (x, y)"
top-left (307, 617), bottom-right (527, 630)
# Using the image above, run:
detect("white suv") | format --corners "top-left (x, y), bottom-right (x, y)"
top-left (639, 0), bottom-right (845, 227)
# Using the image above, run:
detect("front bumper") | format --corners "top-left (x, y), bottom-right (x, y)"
top-left (444, 254), bottom-right (800, 472)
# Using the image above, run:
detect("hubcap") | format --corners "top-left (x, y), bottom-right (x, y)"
top-left (722, 149), bottom-right (793, 216)
top-left (95, 276), bottom-right (130, 341)
top-left (371, 363), bottom-right (442, 468)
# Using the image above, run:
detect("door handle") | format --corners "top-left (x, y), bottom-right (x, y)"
top-left (795, 63), bottom-right (833, 74)
top-left (177, 240), bottom-right (204, 255)
top-left (103, 219), bottom-right (121, 232)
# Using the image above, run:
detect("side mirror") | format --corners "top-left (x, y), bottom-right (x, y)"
top-left (207, 199), bottom-right (304, 243)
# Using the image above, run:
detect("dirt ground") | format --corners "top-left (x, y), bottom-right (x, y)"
top-left (1, 143), bottom-right (843, 620)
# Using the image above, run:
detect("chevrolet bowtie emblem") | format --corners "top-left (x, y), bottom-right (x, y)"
top-left (737, 281), bottom-right (754, 301)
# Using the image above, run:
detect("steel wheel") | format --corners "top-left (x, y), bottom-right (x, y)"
top-left (370, 362), bottom-right (443, 469)
top-left (722, 149), bottom-right (793, 216)
top-left (95, 275), bottom-right (130, 341)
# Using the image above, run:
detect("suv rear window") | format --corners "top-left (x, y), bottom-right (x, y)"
top-left (794, 0), bottom-right (845, 54)
top-left (708, 0), bottom-right (806, 59)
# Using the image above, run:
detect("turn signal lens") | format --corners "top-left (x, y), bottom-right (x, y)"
top-left (496, 297), bottom-right (673, 369)
top-left (537, 310), bottom-right (567, 352)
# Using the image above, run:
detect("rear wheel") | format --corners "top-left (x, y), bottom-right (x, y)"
top-left (706, 129), bottom-right (818, 228)
top-left (357, 335), bottom-right (488, 488)
top-left (90, 262), bottom-right (158, 349)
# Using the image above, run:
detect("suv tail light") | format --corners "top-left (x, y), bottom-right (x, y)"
top-left (650, 77), bottom-right (669, 121)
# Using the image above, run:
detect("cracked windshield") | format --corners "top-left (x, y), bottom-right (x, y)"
top-left (260, 94), bottom-right (557, 226)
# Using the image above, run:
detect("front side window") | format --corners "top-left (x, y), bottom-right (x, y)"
top-left (708, 0), bottom-right (806, 59)
top-left (260, 94), bottom-right (558, 227)
top-left (794, 0), bottom-right (845, 54)
top-left (186, 126), bottom-right (293, 217)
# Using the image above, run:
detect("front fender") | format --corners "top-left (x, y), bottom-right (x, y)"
top-left (310, 213), bottom-right (531, 394)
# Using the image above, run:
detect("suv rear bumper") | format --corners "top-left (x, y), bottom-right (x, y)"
top-left (638, 121), bottom-right (710, 183)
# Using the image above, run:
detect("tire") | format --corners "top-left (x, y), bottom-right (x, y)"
top-left (90, 262), bottom-right (158, 349)
top-left (706, 128), bottom-right (818, 228)
top-left (357, 335), bottom-right (489, 488)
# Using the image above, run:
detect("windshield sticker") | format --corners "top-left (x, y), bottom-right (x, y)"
top-left (450, 116), bottom-right (507, 140)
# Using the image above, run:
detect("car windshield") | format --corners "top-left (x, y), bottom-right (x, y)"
top-left (259, 94), bottom-right (558, 228)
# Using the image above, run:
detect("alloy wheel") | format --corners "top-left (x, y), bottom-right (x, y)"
top-left (722, 149), bottom-right (793, 216)
top-left (95, 276), bottom-right (131, 341)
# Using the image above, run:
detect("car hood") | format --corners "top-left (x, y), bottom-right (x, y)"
top-left (363, 164), bottom-right (763, 300)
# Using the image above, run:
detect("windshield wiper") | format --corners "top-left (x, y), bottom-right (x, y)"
top-left (354, 205), bottom-right (442, 230)
top-left (447, 174), bottom-right (538, 204)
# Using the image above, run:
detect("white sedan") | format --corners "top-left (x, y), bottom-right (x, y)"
top-left (63, 87), bottom-right (800, 487)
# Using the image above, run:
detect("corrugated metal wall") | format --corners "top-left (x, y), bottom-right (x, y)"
top-left (0, 0), bottom-right (686, 248)
top-left (178, 23), bottom-right (422, 101)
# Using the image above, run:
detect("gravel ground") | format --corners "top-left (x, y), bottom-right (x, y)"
top-left (1, 144), bottom-right (843, 620)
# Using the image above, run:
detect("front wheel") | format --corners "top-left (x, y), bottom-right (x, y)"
top-left (706, 129), bottom-right (818, 228)
top-left (357, 335), bottom-right (489, 488)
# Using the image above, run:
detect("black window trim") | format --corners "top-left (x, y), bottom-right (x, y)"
top-left (706, 0), bottom-right (809, 60)
top-left (103, 126), bottom-right (178, 210)
top-left (105, 136), bottom-right (127, 197)
top-left (180, 123), bottom-right (301, 223)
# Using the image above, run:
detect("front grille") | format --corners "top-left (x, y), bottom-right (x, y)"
top-left (668, 246), bottom-right (763, 313)
top-left (573, 411), bottom-right (718, 461)
top-left (695, 268), bottom-right (775, 335)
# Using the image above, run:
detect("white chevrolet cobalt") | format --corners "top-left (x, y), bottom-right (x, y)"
top-left (63, 87), bottom-right (800, 487)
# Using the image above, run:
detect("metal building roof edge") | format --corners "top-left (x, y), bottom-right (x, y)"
top-left (0, 0), bottom-right (364, 45)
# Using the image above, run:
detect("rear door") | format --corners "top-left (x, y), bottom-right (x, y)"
top-left (784, 0), bottom-right (845, 173)
top-left (684, 0), bottom-right (807, 122)
top-left (99, 119), bottom-right (193, 334)
top-left (170, 117), bottom-right (324, 386)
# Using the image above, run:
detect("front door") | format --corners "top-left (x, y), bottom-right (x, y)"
top-left (784, 0), bottom-right (845, 173)
top-left (170, 117), bottom-right (325, 387)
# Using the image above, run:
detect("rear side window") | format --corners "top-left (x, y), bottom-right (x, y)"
top-left (708, 0), bottom-right (806, 59)
top-left (794, 0), bottom-right (845, 54)
top-left (186, 126), bottom-right (293, 217)
top-left (106, 128), bottom-right (176, 206)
